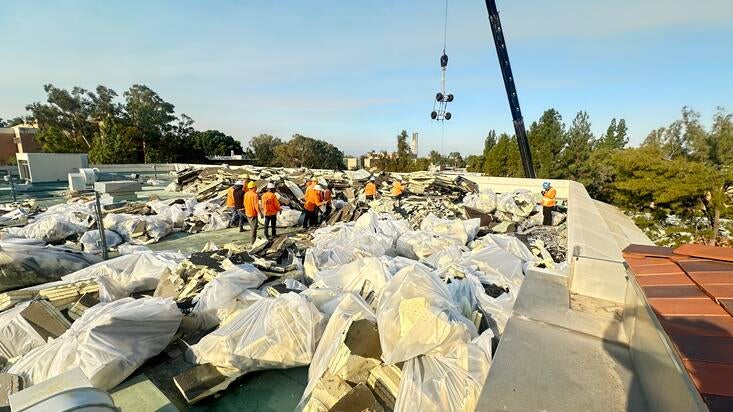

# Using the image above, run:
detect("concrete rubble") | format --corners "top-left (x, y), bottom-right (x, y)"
top-left (0, 166), bottom-right (569, 410)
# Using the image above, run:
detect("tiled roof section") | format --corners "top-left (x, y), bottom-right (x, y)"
top-left (623, 244), bottom-right (733, 407)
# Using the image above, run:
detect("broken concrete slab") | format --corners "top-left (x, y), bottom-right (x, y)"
top-left (173, 363), bottom-right (237, 404)
top-left (328, 319), bottom-right (382, 385)
top-left (19, 300), bottom-right (71, 341)
top-left (330, 383), bottom-right (384, 412)
top-left (0, 373), bottom-right (24, 411)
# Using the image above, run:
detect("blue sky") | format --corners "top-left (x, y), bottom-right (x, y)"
top-left (1, 0), bottom-right (731, 156)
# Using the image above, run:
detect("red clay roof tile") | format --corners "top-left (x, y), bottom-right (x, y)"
top-left (648, 298), bottom-right (729, 316)
top-left (636, 274), bottom-right (695, 286)
top-left (675, 244), bottom-right (733, 263)
top-left (682, 360), bottom-right (733, 397)
top-left (622, 244), bottom-right (676, 257)
top-left (641, 285), bottom-right (709, 299)
top-left (699, 285), bottom-right (733, 301)
top-left (659, 316), bottom-right (733, 338)
top-left (670, 335), bottom-right (733, 364)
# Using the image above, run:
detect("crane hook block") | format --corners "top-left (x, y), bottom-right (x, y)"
top-left (440, 53), bottom-right (448, 68)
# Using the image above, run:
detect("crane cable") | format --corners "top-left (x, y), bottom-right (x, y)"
top-left (443, 0), bottom-right (449, 53)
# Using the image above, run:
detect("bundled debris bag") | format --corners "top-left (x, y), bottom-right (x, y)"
top-left (305, 223), bottom-right (393, 279)
top-left (103, 213), bottom-right (172, 244)
top-left (297, 293), bottom-right (378, 411)
top-left (462, 188), bottom-right (497, 214)
top-left (79, 229), bottom-right (123, 253)
top-left (62, 251), bottom-right (185, 301)
top-left (311, 257), bottom-right (392, 297)
top-left (8, 297), bottom-right (183, 390)
top-left (395, 230), bottom-right (458, 260)
top-left (4, 215), bottom-right (88, 243)
top-left (190, 263), bottom-right (268, 330)
top-left (471, 233), bottom-right (537, 263)
top-left (381, 255), bottom-right (433, 275)
top-left (419, 213), bottom-right (470, 245)
top-left (189, 293), bottom-right (325, 376)
top-left (354, 211), bottom-right (410, 244)
top-left (148, 199), bottom-right (195, 228)
top-left (421, 245), bottom-right (466, 270)
top-left (394, 330), bottom-right (493, 412)
top-left (258, 207), bottom-right (302, 228)
top-left (304, 245), bottom-right (359, 281)
top-left (496, 189), bottom-right (536, 221)
top-left (460, 244), bottom-right (524, 290)
top-left (377, 265), bottom-right (477, 364)
top-left (0, 242), bottom-right (101, 292)
top-left (0, 302), bottom-right (48, 362)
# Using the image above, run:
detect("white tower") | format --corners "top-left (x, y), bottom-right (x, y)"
top-left (411, 132), bottom-right (419, 157)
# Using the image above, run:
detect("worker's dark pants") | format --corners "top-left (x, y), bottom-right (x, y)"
top-left (394, 193), bottom-right (403, 206)
top-left (366, 195), bottom-right (374, 201)
top-left (229, 207), bottom-right (240, 227)
top-left (303, 210), bottom-right (318, 228)
top-left (237, 210), bottom-right (247, 230)
top-left (264, 215), bottom-right (277, 238)
top-left (321, 204), bottom-right (332, 223)
top-left (247, 215), bottom-right (259, 243)
top-left (543, 206), bottom-right (554, 225)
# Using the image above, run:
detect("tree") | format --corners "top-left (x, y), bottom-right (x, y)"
top-left (428, 150), bottom-right (442, 166)
top-left (191, 130), bottom-right (243, 158)
top-left (527, 109), bottom-right (565, 178)
top-left (681, 107), bottom-right (710, 163)
top-left (447, 152), bottom-right (465, 168)
top-left (612, 146), bottom-right (732, 245)
top-left (0, 117), bottom-right (26, 128)
top-left (711, 107), bottom-right (733, 166)
top-left (27, 84), bottom-right (97, 152)
top-left (466, 154), bottom-right (483, 172)
top-left (393, 130), bottom-right (414, 171)
top-left (273, 134), bottom-right (344, 169)
top-left (124, 84), bottom-right (177, 162)
top-left (596, 118), bottom-right (628, 150)
top-left (249, 134), bottom-right (283, 166)
top-left (642, 127), bottom-right (665, 150)
top-left (89, 122), bottom-right (136, 164)
top-left (558, 111), bottom-right (593, 183)
top-left (483, 133), bottom-right (522, 177)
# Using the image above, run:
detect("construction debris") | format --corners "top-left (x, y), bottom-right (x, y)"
top-left (0, 166), bottom-right (572, 411)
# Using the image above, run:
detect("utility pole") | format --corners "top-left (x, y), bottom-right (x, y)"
top-left (484, 0), bottom-right (536, 178)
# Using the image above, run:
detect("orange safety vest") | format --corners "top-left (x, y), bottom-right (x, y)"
top-left (261, 192), bottom-right (281, 216)
top-left (391, 181), bottom-right (403, 196)
top-left (244, 189), bottom-right (260, 217)
top-left (542, 187), bottom-right (557, 207)
top-left (304, 190), bottom-right (322, 212)
top-left (226, 187), bottom-right (236, 208)
top-left (365, 182), bottom-right (377, 196)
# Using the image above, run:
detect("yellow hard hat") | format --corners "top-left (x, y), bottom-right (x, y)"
top-left (247, 181), bottom-right (256, 189)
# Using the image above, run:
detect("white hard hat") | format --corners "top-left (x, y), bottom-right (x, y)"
top-left (369, 177), bottom-right (375, 181)
top-left (234, 180), bottom-right (244, 186)
top-left (314, 185), bottom-right (323, 191)
top-left (266, 182), bottom-right (275, 189)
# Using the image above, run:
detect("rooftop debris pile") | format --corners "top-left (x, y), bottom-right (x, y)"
top-left (0, 167), bottom-right (568, 410)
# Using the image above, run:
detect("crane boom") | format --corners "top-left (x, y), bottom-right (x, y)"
top-left (484, 0), bottom-right (536, 178)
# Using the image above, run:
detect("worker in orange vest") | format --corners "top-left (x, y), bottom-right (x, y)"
top-left (304, 177), bottom-right (318, 198)
top-left (244, 181), bottom-right (263, 243)
top-left (391, 178), bottom-right (405, 206)
top-left (227, 180), bottom-right (243, 227)
top-left (541, 181), bottom-right (557, 225)
top-left (261, 182), bottom-right (282, 238)
top-left (303, 184), bottom-right (325, 229)
top-left (364, 177), bottom-right (378, 201)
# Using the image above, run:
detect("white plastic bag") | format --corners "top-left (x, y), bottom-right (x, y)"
top-left (394, 330), bottom-right (494, 412)
top-left (4, 215), bottom-right (88, 242)
top-left (462, 188), bottom-right (497, 213)
top-left (472, 233), bottom-right (537, 263)
top-left (297, 294), bottom-right (376, 411)
top-left (191, 263), bottom-right (268, 329)
top-left (395, 230), bottom-right (457, 260)
top-left (420, 213), bottom-right (469, 245)
top-left (103, 214), bottom-right (172, 244)
top-left (421, 245), bottom-right (466, 270)
top-left (62, 251), bottom-right (185, 301)
top-left (79, 229), bottom-right (123, 253)
top-left (311, 257), bottom-right (392, 297)
top-left (0, 242), bottom-right (101, 292)
top-left (496, 189), bottom-right (536, 220)
top-left (0, 302), bottom-right (47, 360)
top-left (189, 293), bottom-right (325, 376)
top-left (8, 297), bottom-right (182, 390)
top-left (376, 265), bottom-right (477, 364)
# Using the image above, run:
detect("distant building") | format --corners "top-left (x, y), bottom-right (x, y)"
top-left (343, 156), bottom-right (361, 170)
top-left (411, 132), bottom-right (418, 157)
top-left (0, 126), bottom-right (40, 164)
